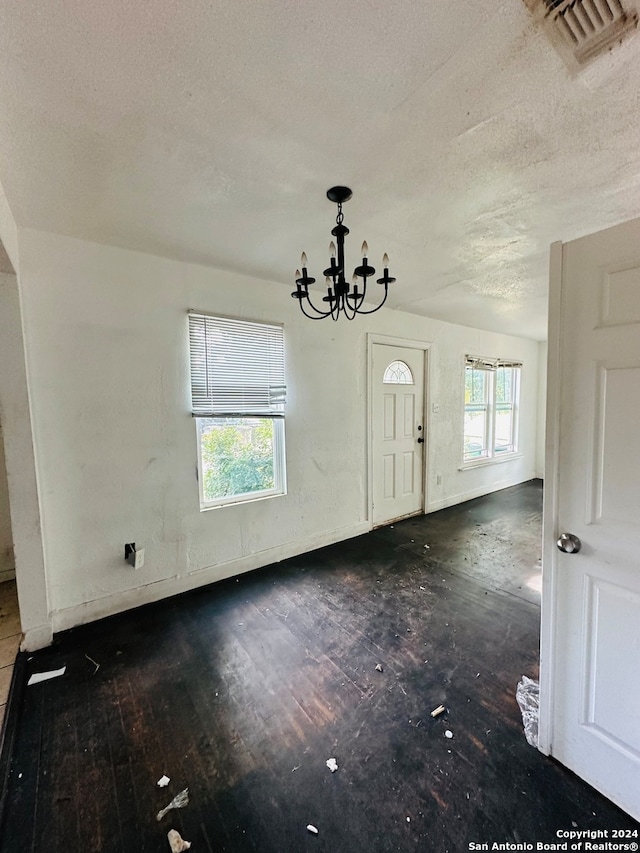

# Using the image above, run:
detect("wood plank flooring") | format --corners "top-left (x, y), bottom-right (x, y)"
top-left (0, 481), bottom-right (637, 851)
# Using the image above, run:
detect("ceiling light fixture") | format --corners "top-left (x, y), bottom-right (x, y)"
top-left (291, 186), bottom-right (395, 320)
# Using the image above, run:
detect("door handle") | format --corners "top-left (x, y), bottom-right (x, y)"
top-left (556, 533), bottom-right (581, 554)
top-left (417, 437), bottom-right (424, 444)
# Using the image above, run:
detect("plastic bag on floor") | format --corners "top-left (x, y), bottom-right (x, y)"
top-left (516, 676), bottom-right (539, 748)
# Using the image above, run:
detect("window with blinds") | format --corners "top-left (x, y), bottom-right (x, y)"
top-left (463, 356), bottom-right (522, 464)
top-left (188, 312), bottom-right (287, 508)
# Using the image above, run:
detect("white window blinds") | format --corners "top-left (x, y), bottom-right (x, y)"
top-left (188, 312), bottom-right (286, 417)
top-left (465, 355), bottom-right (523, 370)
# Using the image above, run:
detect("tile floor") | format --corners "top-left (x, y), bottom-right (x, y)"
top-left (0, 579), bottom-right (21, 731)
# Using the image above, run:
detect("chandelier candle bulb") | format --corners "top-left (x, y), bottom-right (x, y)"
top-left (383, 253), bottom-right (389, 268)
top-left (330, 241), bottom-right (336, 257)
top-left (300, 252), bottom-right (308, 270)
top-left (361, 240), bottom-right (368, 258)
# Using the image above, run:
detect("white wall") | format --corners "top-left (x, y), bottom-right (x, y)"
top-left (16, 228), bottom-right (540, 636)
top-left (0, 177), bottom-right (18, 274)
top-left (536, 341), bottom-right (548, 479)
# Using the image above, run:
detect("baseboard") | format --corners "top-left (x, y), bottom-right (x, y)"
top-left (426, 474), bottom-right (536, 514)
top-left (20, 624), bottom-right (53, 652)
top-left (0, 570), bottom-right (15, 584)
top-left (51, 521), bottom-right (371, 634)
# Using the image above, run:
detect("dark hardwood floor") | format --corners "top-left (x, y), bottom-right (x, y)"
top-left (0, 480), bottom-right (637, 851)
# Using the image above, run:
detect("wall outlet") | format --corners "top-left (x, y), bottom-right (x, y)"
top-left (125, 542), bottom-right (144, 568)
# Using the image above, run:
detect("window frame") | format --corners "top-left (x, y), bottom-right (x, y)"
top-left (188, 311), bottom-right (287, 510)
top-left (461, 356), bottom-right (522, 468)
top-left (195, 416), bottom-right (286, 509)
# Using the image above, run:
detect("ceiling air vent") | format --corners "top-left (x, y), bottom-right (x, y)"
top-left (525, 0), bottom-right (638, 69)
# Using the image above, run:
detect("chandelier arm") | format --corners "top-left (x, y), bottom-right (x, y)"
top-left (298, 294), bottom-right (334, 320)
top-left (333, 293), bottom-right (345, 321)
top-left (300, 305), bottom-right (332, 320)
top-left (346, 291), bottom-right (366, 312)
top-left (304, 289), bottom-right (337, 317)
top-left (342, 290), bottom-right (359, 320)
top-left (352, 284), bottom-right (389, 315)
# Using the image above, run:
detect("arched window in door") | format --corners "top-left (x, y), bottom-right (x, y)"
top-left (383, 360), bottom-right (414, 385)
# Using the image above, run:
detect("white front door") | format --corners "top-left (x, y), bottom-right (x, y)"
top-left (372, 344), bottom-right (425, 527)
top-left (541, 217), bottom-right (640, 821)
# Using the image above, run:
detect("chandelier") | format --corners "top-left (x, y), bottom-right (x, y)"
top-left (291, 186), bottom-right (395, 320)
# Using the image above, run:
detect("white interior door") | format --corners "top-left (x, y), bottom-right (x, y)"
top-left (541, 217), bottom-right (640, 821)
top-left (372, 344), bottom-right (425, 527)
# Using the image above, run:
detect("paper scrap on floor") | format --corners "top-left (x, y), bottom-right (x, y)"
top-left (27, 666), bottom-right (66, 686)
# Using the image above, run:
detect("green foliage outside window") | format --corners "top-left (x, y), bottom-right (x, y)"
top-left (200, 418), bottom-right (275, 501)
top-left (465, 367), bottom-right (487, 404)
top-left (495, 367), bottom-right (513, 404)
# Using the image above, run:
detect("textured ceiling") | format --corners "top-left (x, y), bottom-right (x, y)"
top-left (1, 0), bottom-right (640, 340)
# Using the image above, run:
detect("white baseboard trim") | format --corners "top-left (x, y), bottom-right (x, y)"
top-left (51, 521), bottom-right (371, 635)
top-left (21, 623), bottom-right (53, 652)
top-left (426, 473), bottom-right (536, 514)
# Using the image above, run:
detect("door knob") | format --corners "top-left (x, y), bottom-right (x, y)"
top-left (417, 437), bottom-right (424, 444)
top-left (556, 533), bottom-right (581, 554)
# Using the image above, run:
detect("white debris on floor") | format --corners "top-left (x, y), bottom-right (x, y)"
top-left (157, 788), bottom-right (190, 822)
top-left (167, 828), bottom-right (191, 851)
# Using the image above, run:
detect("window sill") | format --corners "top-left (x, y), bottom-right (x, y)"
top-left (459, 452), bottom-right (523, 472)
top-left (200, 489), bottom-right (286, 511)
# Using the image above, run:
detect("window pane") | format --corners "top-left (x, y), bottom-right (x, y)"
top-left (465, 367), bottom-right (488, 405)
top-left (464, 367), bottom-right (489, 459)
top-left (198, 417), bottom-right (278, 503)
top-left (464, 407), bottom-right (488, 459)
top-left (495, 367), bottom-right (517, 453)
top-left (383, 360), bottom-right (414, 385)
top-left (494, 405), bottom-right (514, 453)
top-left (495, 367), bottom-right (513, 404)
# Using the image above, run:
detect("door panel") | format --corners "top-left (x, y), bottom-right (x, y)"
top-left (383, 454), bottom-right (395, 499)
top-left (402, 395), bottom-right (414, 437)
top-left (597, 365), bottom-right (640, 525)
top-left (584, 577), bottom-right (640, 755)
top-left (544, 218), bottom-right (640, 820)
top-left (372, 344), bottom-right (425, 526)
top-left (402, 451), bottom-right (414, 495)
top-left (384, 394), bottom-right (395, 440)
